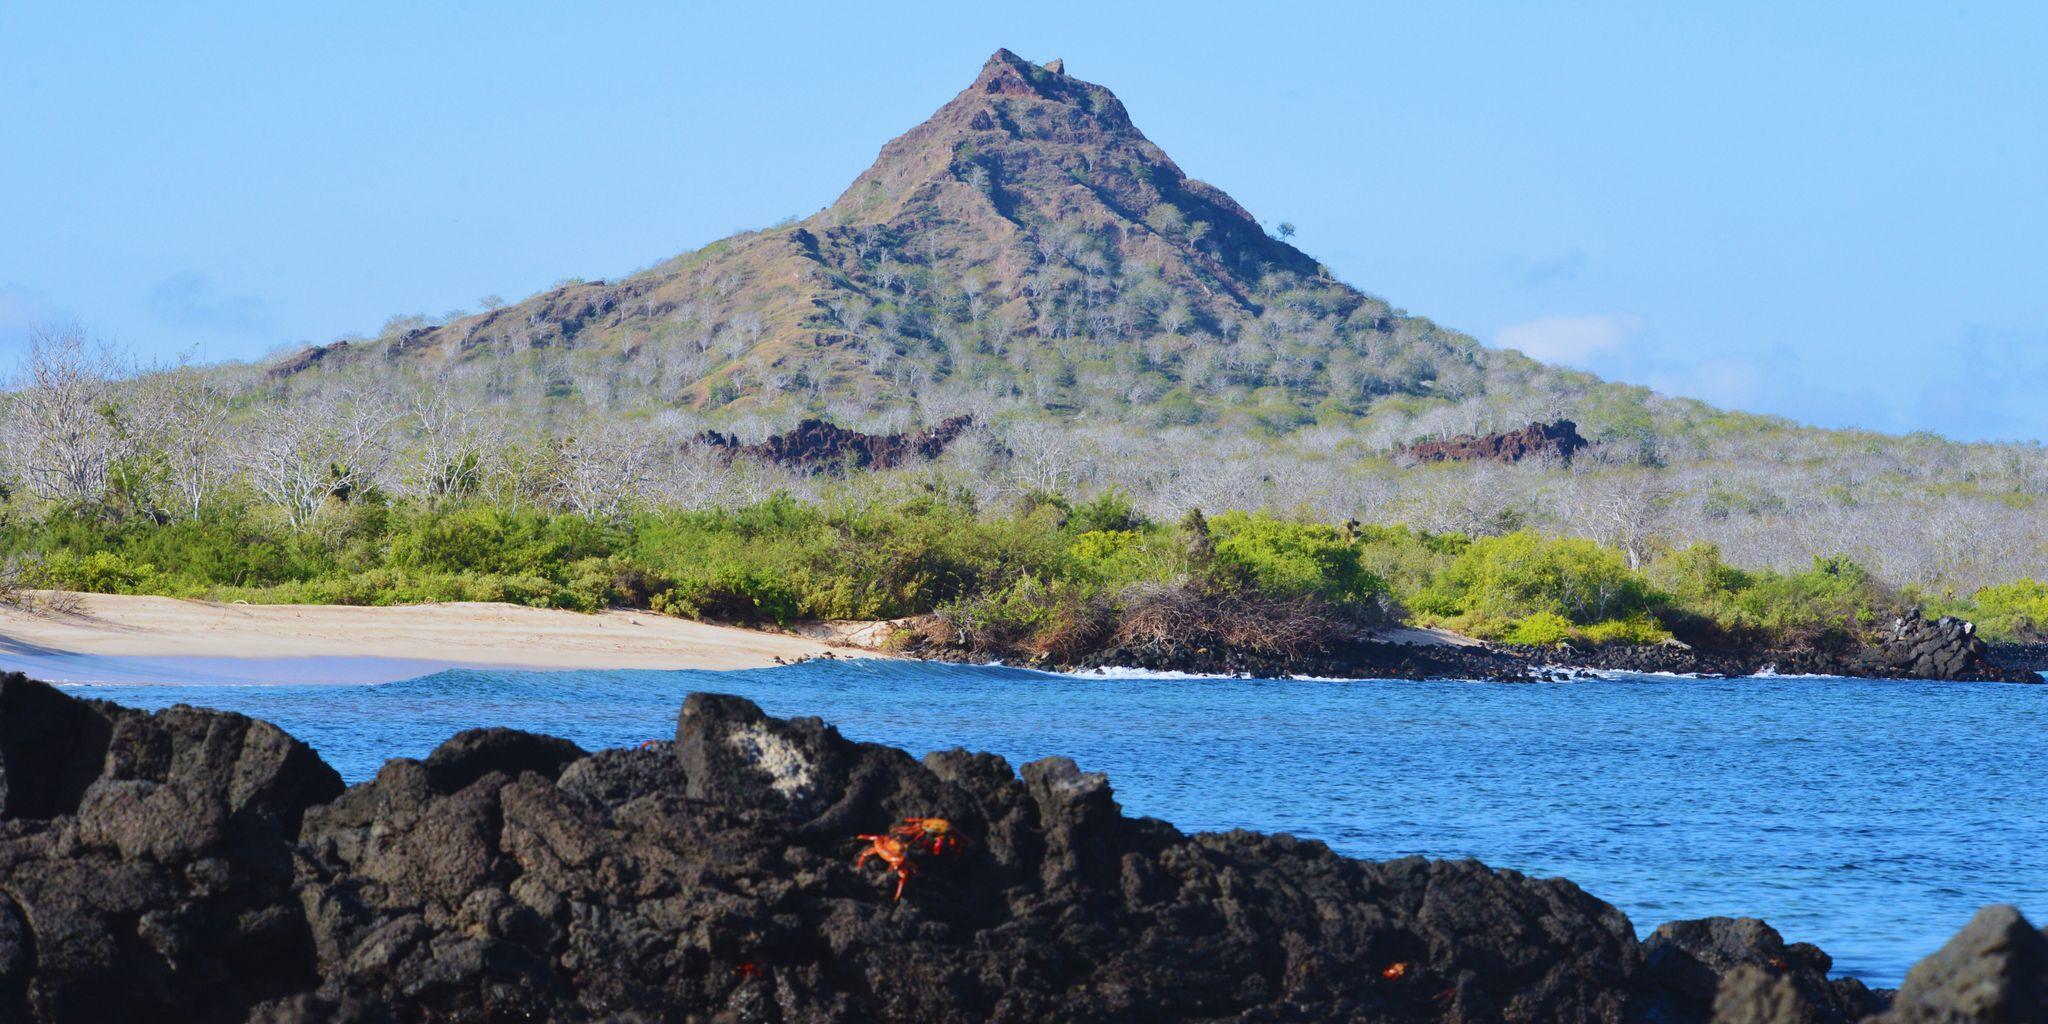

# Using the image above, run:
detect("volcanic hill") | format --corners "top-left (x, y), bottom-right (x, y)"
top-left (266, 49), bottom-right (1540, 426)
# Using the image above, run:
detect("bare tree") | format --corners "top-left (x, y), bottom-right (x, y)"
top-left (397, 374), bottom-right (506, 503)
top-left (1001, 420), bottom-right (1090, 494)
top-left (233, 388), bottom-right (398, 528)
top-left (127, 366), bottom-right (235, 519)
top-left (1577, 470), bottom-right (1675, 570)
top-left (3, 325), bottom-right (127, 506)
top-left (551, 422), bottom-right (655, 518)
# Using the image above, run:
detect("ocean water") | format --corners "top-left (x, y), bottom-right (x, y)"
top-left (63, 660), bottom-right (2047, 987)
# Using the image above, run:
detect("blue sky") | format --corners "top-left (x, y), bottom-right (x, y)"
top-left (3, 2), bottom-right (2044, 440)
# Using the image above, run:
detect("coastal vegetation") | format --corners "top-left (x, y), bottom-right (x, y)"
top-left (2, 326), bottom-right (2045, 647)
top-left (1, 449), bottom-right (2038, 661)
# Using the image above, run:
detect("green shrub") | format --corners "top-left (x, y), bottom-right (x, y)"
top-left (1350, 524), bottom-right (1465, 609)
top-left (654, 565), bottom-right (804, 624)
top-left (1645, 545), bottom-right (1891, 645)
top-left (1727, 556), bottom-right (1891, 643)
top-left (1498, 611), bottom-right (1575, 646)
top-left (1582, 615), bottom-right (1675, 645)
top-left (1065, 530), bottom-right (1173, 589)
top-left (0, 483), bottom-right (1939, 655)
top-left (389, 506), bottom-right (619, 576)
top-left (1066, 490), bottom-right (1144, 534)
top-left (1971, 579), bottom-right (2048, 641)
top-left (934, 575), bottom-right (1108, 660)
top-left (37, 550), bottom-right (163, 594)
top-left (1209, 512), bottom-right (1385, 606)
top-left (1647, 543), bottom-right (1752, 606)
top-left (213, 569), bottom-right (569, 608)
top-left (1414, 531), bottom-right (1658, 625)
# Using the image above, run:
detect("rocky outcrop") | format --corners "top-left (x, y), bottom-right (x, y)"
top-left (1641, 917), bottom-right (1882, 1023)
top-left (263, 340), bottom-right (351, 379)
top-left (0, 671), bottom-right (2040, 1022)
top-left (1546, 613), bottom-right (2039, 684)
top-left (1866, 904), bottom-right (2047, 1023)
top-left (1405, 419), bottom-right (1590, 464)
top-left (1044, 610), bottom-right (2038, 684)
top-left (0, 674), bottom-right (343, 1020)
top-left (1711, 905), bottom-right (2048, 1024)
top-left (698, 415), bottom-right (975, 473)
top-left (1863, 610), bottom-right (2028, 682)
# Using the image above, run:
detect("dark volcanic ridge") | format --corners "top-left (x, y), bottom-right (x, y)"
top-left (1403, 419), bottom-right (1591, 464)
top-left (697, 415), bottom-right (976, 473)
top-left (1, 672), bottom-right (2042, 1022)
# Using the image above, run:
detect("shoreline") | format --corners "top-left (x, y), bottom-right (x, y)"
top-left (0, 592), bottom-right (876, 679)
top-left (6, 591), bottom-right (2040, 686)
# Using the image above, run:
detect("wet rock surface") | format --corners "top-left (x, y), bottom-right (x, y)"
top-left (1, 671), bottom-right (2042, 1022)
top-left (1070, 633), bottom-right (1565, 682)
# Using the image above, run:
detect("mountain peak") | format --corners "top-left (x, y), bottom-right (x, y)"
top-left (970, 48), bottom-right (1074, 102)
top-left (817, 51), bottom-right (1291, 257)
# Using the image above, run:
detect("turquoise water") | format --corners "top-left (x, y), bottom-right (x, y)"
top-left (66, 660), bottom-right (2047, 987)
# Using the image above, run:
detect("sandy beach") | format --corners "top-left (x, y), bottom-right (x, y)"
top-left (0, 592), bottom-right (875, 681)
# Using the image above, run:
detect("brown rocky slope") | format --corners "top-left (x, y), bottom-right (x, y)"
top-left (263, 50), bottom-right (1497, 418)
top-left (1, 673), bottom-right (2042, 1022)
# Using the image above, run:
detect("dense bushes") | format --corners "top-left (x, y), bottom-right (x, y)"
top-left (1971, 579), bottom-right (2048, 641)
top-left (1408, 531), bottom-right (1661, 641)
top-left (1208, 512), bottom-right (1386, 605)
top-left (0, 487), bottom-right (1993, 654)
top-left (1645, 544), bottom-right (1897, 647)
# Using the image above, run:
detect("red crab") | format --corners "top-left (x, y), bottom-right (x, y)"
top-left (890, 817), bottom-right (965, 857)
top-left (854, 832), bottom-right (917, 900)
top-left (853, 817), bottom-right (966, 899)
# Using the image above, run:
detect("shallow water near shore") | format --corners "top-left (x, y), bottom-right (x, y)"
top-left (64, 659), bottom-right (2047, 987)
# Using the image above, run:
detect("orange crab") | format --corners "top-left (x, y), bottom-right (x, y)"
top-left (890, 817), bottom-right (964, 857)
top-left (853, 817), bottom-right (965, 899)
top-left (854, 832), bottom-right (918, 900)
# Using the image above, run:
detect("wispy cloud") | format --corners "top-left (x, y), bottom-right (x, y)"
top-left (1495, 313), bottom-right (1643, 367)
top-left (147, 272), bottom-right (273, 333)
top-left (1907, 325), bottom-right (2048, 442)
top-left (1646, 358), bottom-right (1766, 409)
top-left (1503, 250), bottom-right (1589, 287)
top-left (0, 284), bottom-right (61, 333)
top-left (0, 284), bottom-right (69, 366)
